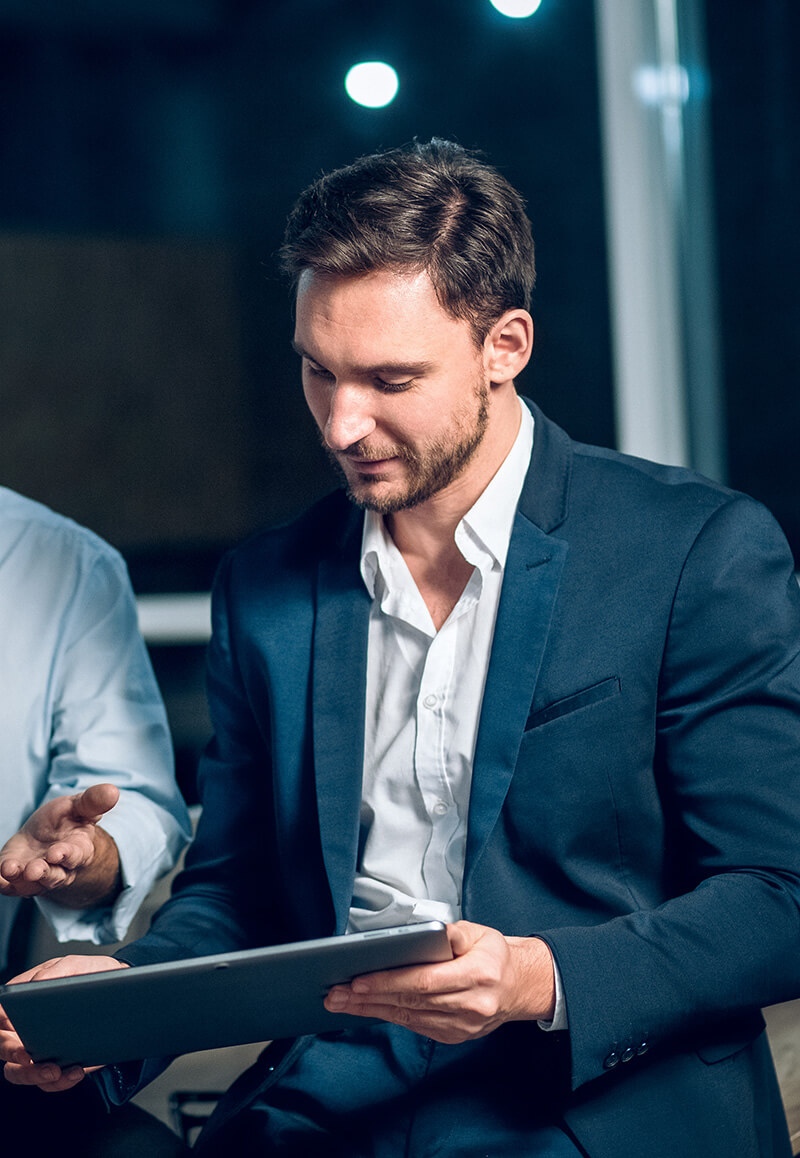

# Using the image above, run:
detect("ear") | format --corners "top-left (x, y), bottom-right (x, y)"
top-left (483, 310), bottom-right (534, 384)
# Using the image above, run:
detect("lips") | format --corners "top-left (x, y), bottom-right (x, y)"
top-left (342, 452), bottom-right (397, 473)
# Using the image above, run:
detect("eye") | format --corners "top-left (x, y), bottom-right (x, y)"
top-left (375, 377), bottom-right (415, 393)
top-left (304, 361), bottom-right (335, 382)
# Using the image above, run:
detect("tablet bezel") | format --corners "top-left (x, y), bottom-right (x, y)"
top-left (0, 920), bottom-right (452, 1068)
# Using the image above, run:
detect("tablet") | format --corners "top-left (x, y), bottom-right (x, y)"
top-left (0, 921), bottom-right (452, 1068)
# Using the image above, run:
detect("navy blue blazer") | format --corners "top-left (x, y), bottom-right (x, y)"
top-left (119, 401), bottom-right (800, 1156)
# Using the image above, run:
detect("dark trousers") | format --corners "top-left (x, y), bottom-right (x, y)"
top-left (197, 1021), bottom-right (585, 1157)
top-left (0, 1071), bottom-right (188, 1158)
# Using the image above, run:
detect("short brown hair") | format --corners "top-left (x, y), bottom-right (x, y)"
top-left (280, 138), bottom-right (535, 342)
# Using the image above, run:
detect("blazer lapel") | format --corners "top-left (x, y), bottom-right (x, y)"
top-left (312, 510), bottom-right (372, 933)
top-left (464, 400), bottom-right (572, 884)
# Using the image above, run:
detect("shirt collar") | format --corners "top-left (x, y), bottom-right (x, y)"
top-left (457, 396), bottom-right (533, 570)
top-left (360, 396), bottom-right (534, 599)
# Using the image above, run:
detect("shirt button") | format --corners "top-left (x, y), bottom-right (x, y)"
top-left (422, 694), bottom-right (438, 709)
top-left (433, 801), bottom-right (449, 816)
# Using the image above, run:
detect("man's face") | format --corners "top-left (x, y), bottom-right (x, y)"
top-left (293, 268), bottom-right (490, 515)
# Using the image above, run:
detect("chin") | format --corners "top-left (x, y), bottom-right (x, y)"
top-left (346, 482), bottom-right (406, 514)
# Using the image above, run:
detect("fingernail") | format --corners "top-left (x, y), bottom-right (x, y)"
top-left (326, 991), bottom-right (347, 1010)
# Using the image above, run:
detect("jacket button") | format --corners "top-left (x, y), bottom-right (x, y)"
top-left (637, 1041), bottom-right (649, 1056)
top-left (603, 1050), bottom-right (620, 1070)
top-left (621, 1046), bottom-right (636, 1063)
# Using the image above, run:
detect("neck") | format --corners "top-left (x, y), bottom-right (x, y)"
top-left (385, 387), bottom-right (521, 629)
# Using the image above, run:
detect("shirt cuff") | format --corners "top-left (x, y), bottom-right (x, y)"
top-left (537, 955), bottom-right (568, 1032)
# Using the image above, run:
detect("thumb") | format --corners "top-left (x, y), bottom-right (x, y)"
top-left (71, 783), bottom-right (120, 823)
top-left (446, 920), bottom-right (483, 959)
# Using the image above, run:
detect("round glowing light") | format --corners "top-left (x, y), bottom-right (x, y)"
top-left (489, 0), bottom-right (543, 17)
top-left (344, 62), bottom-right (399, 109)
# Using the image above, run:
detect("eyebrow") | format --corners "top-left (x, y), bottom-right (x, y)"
top-left (290, 341), bottom-right (434, 377)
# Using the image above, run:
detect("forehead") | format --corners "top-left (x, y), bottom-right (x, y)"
top-left (293, 268), bottom-right (474, 361)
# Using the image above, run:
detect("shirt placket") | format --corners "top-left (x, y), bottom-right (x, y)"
top-left (413, 597), bottom-right (480, 906)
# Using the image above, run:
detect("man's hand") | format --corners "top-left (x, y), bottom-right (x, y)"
top-left (0, 784), bottom-right (121, 909)
top-left (0, 955), bottom-right (128, 1091)
top-left (324, 921), bottom-right (556, 1044)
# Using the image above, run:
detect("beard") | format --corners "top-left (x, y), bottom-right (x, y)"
top-left (323, 382), bottom-right (490, 515)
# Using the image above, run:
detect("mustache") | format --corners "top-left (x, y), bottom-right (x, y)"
top-left (315, 429), bottom-right (417, 466)
top-left (345, 447), bottom-right (406, 462)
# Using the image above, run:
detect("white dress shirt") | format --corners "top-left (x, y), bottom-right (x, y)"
top-left (0, 487), bottom-right (191, 968)
top-left (350, 398), bottom-right (534, 931)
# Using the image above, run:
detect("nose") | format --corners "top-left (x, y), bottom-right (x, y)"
top-left (322, 385), bottom-right (377, 451)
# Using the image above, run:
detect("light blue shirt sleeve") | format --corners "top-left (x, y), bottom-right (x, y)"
top-left (34, 548), bottom-right (192, 944)
top-left (0, 489), bottom-right (191, 958)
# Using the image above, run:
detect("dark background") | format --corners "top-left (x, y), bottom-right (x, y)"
top-left (704, 0), bottom-right (800, 553)
top-left (1, 0), bottom-right (797, 798)
top-left (0, 0), bottom-right (613, 593)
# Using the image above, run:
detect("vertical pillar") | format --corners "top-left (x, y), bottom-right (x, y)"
top-left (594, 0), bottom-right (724, 480)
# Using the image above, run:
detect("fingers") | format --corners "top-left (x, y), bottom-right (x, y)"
top-left (323, 922), bottom-right (517, 1044)
top-left (332, 923), bottom-right (494, 1003)
top-left (1, 956), bottom-right (124, 1089)
top-left (0, 855), bottom-right (76, 896)
top-left (324, 956), bottom-right (486, 1029)
top-left (10, 955), bottom-right (129, 986)
top-left (323, 986), bottom-right (500, 1043)
top-left (0, 861), bottom-right (19, 894)
top-left (70, 783), bottom-right (120, 823)
top-left (2, 959), bottom-right (64, 989)
top-left (0, 786), bottom-right (117, 897)
top-left (41, 839), bottom-right (87, 868)
top-left (3, 1058), bottom-right (87, 1092)
top-left (0, 1003), bottom-right (40, 1072)
top-left (361, 961), bottom-right (474, 1000)
top-left (323, 950), bottom-right (509, 1042)
top-left (0, 826), bottom-right (96, 894)
top-left (446, 920), bottom-right (482, 958)
top-left (327, 966), bottom-right (492, 1015)
top-left (0, 1026), bottom-right (33, 1067)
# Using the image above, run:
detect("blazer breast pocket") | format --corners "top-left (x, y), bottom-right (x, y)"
top-left (524, 676), bottom-right (621, 732)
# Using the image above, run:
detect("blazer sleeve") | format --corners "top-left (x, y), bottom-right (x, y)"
top-left (539, 494), bottom-right (800, 1090)
top-left (119, 551), bottom-right (284, 967)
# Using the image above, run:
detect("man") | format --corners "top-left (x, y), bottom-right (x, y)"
top-left (3, 140), bottom-right (800, 1157)
top-left (0, 487), bottom-right (191, 965)
top-left (0, 486), bottom-right (192, 1153)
